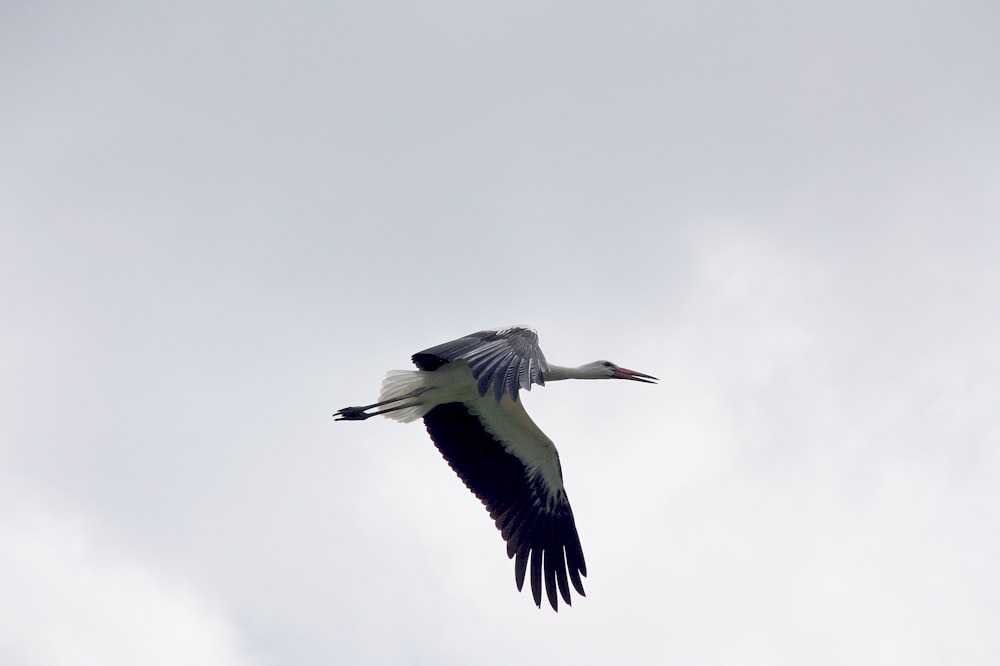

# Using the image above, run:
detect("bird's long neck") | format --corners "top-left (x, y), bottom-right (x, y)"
top-left (543, 364), bottom-right (601, 381)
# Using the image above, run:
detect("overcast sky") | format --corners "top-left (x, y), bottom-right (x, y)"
top-left (2, 1), bottom-right (999, 664)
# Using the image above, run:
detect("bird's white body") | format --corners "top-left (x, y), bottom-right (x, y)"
top-left (335, 326), bottom-right (656, 611)
top-left (377, 362), bottom-right (477, 424)
top-left (377, 361), bottom-right (567, 494)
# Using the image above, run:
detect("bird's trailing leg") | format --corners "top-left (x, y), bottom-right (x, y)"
top-left (333, 387), bottom-right (430, 421)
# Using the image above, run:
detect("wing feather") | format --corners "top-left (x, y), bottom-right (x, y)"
top-left (412, 327), bottom-right (548, 402)
top-left (421, 402), bottom-right (586, 611)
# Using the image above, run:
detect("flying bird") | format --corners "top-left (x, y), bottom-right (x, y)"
top-left (334, 326), bottom-right (657, 610)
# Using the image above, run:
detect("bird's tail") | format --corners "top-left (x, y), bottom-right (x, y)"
top-left (377, 370), bottom-right (431, 423)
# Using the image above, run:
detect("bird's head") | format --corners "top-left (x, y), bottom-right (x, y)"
top-left (582, 360), bottom-right (658, 383)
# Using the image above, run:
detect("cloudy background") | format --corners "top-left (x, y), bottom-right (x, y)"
top-left (3, 1), bottom-right (999, 664)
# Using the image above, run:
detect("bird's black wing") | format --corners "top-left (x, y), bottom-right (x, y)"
top-left (422, 402), bottom-right (587, 611)
top-left (411, 327), bottom-right (549, 402)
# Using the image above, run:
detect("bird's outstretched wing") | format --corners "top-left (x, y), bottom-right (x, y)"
top-left (412, 327), bottom-right (549, 401)
top-left (422, 401), bottom-right (587, 610)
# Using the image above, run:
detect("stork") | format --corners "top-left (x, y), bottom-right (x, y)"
top-left (334, 326), bottom-right (657, 611)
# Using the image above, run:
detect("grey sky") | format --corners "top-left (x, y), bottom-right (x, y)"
top-left (2, 1), bottom-right (998, 664)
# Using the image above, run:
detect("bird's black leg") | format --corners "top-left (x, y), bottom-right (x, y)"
top-left (334, 406), bottom-right (377, 420)
top-left (333, 388), bottom-right (430, 421)
top-left (334, 402), bottom-right (415, 421)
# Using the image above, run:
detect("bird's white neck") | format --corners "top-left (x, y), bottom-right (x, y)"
top-left (543, 363), bottom-right (605, 381)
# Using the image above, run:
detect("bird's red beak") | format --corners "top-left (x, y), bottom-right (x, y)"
top-left (612, 366), bottom-right (658, 383)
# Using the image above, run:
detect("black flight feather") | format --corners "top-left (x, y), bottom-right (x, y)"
top-left (421, 402), bottom-right (586, 610)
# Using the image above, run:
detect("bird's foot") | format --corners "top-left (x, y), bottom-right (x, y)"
top-left (333, 406), bottom-right (373, 421)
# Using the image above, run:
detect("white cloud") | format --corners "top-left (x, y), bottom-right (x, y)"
top-left (0, 482), bottom-right (253, 666)
top-left (2, 0), bottom-right (998, 663)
